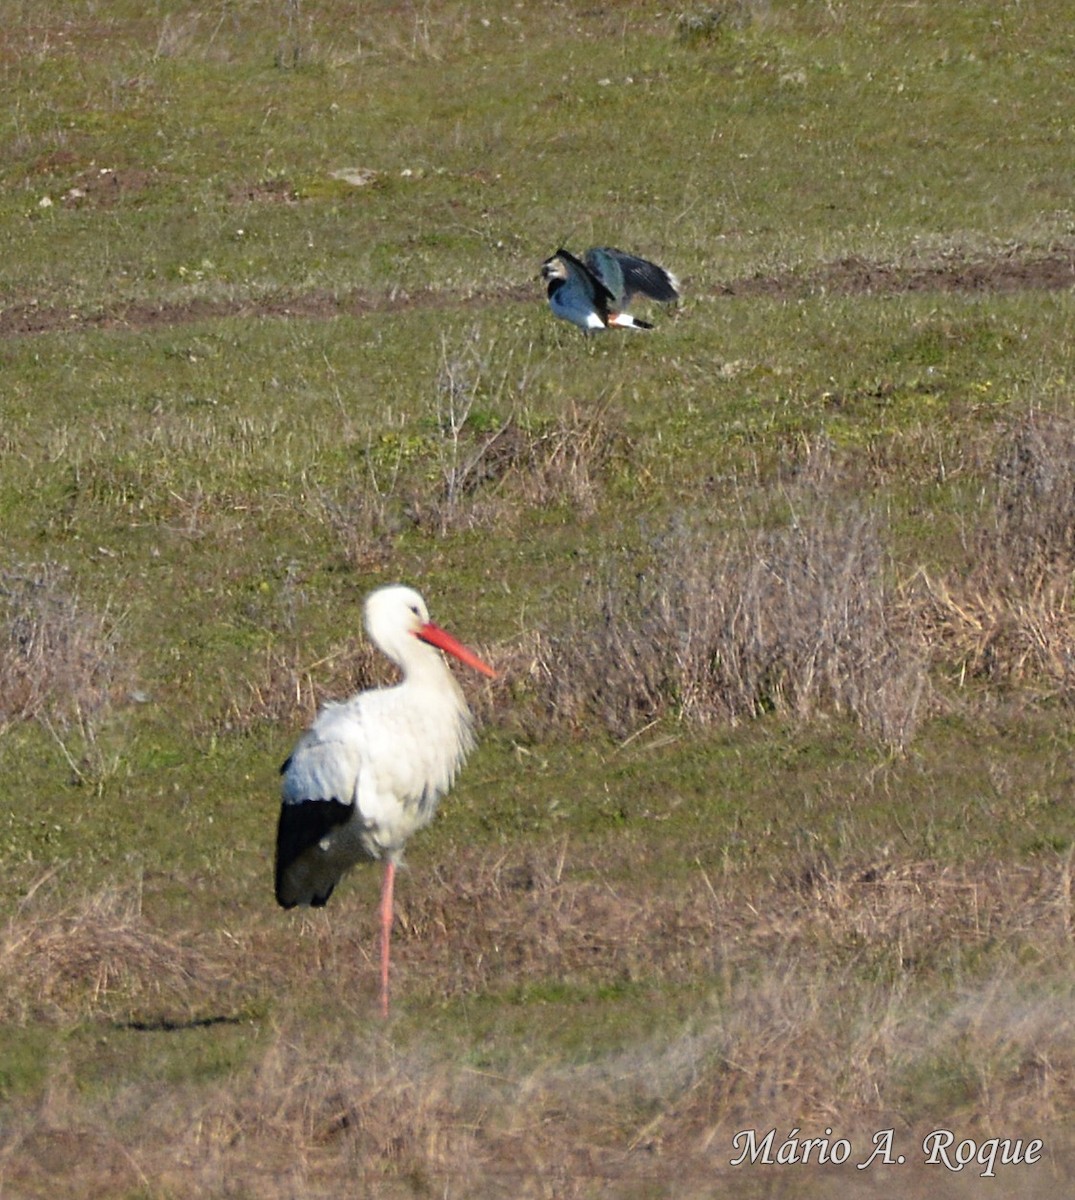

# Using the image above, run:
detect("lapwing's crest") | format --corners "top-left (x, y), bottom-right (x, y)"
top-left (540, 246), bottom-right (680, 334)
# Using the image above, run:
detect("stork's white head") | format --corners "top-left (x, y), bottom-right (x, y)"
top-left (364, 585), bottom-right (495, 679)
top-left (364, 585), bottom-right (430, 664)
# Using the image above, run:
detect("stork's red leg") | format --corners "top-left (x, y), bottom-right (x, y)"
top-left (379, 858), bottom-right (396, 1018)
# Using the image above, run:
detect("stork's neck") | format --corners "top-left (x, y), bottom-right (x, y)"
top-left (395, 639), bottom-right (467, 702)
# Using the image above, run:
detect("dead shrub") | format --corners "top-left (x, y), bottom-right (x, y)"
top-left (527, 502), bottom-right (928, 748)
top-left (0, 561), bottom-right (125, 733)
top-left (322, 329), bottom-right (623, 564)
top-left (676, 2), bottom-right (761, 43)
top-left (412, 404), bottom-right (621, 535)
top-left (0, 882), bottom-right (231, 1026)
top-left (320, 402), bottom-right (622, 565)
top-left (924, 411), bottom-right (1075, 693)
top-left (316, 481), bottom-right (403, 574)
top-left (993, 410), bottom-right (1075, 577)
top-left (424, 329), bottom-right (625, 526)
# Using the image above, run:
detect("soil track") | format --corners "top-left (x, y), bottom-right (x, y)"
top-left (721, 249), bottom-right (1075, 298)
top-left (1, 250), bottom-right (1072, 339)
top-left (719, 249), bottom-right (1070, 298)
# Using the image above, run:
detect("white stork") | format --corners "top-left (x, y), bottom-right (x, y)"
top-left (274, 584), bottom-right (496, 1016)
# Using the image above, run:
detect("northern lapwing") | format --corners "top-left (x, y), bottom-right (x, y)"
top-left (540, 246), bottom-right (680, 334)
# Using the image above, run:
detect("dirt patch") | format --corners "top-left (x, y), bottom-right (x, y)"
top-left (0, 285), bottom-right (530, 338)
top-left (1, 251), bottom-right (1071, 339)
top-left (722, 250), bottom-right (1075, 298)
top-left (226, 177), bottom-right (302, 205)
top-left (59, 166), bottom-right (160, 208)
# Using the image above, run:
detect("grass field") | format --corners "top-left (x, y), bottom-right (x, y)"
top-left (3, 1), bottom-right (1075, 1196)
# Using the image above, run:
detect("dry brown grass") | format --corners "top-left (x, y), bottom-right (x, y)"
top-left (321, 328), bottom-right (625, 567)
top-left (522, 494), bottom-right (928, 748)
top-left (2, 849), bottom-right (1073, 1197)
top-left (0, 561), bottom-right (127, 734)
top-left (321, 400), bottom-right (623, 569)
top-left (0, 878), bottom-right (236, 1027)
top-left (393, 847), bottom-right (1075, 1006)
top-left (923, 410), bottom-right (1075, 696)
top-left (12, 847), bottom-right (1072, 1028)
top-left (215, 637), bottom-right (390, 735)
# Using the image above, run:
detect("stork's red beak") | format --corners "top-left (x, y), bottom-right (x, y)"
top-left (417, 622), bottom-right (497, 678)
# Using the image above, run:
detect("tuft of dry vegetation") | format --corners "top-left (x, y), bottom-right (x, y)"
top-left (0, 562), bottom-right (127, 734)
top-left (676, 1), bottom-right (762, 43)
top-left (320, 330), bottom-right (625, 568)
top-left (317, 396), bottom-right (622, 566)
top-left (523, 486), bottom-right (928, 747)
top-left (216, 638), bottom-right (390, 736)
top-left (0, 880), bottom-right (237, 1027)
top-left (923, 410), bottom-right (1075, 695)
top-left (400, 403), bottom-right (622, 540)
top-left (0, 561), bottom-right (131, 789)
